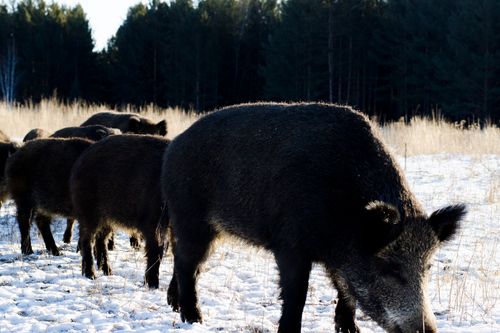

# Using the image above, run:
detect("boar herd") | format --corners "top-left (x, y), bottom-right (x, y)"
top-left (0, 103), bottom-right (467, 333)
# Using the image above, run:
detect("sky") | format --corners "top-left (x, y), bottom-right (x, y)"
top-left (54, 0), bottom-right (148, 50)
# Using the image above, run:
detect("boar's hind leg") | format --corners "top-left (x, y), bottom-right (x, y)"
top-left (144, 231), bottom-right (166, 289)
top-left (17, 202), bottom-right (34, 255)
top-left (79, 219), bottom-right (99, 280)
top-left (63, 218), bottom-right (75, 243)
top-left (174, 225), bottom-right (216, 323)
top-left (333, 279), bottom-right (360, 333)
top-left (276, 250), bottom-right (312, 333)
top-left (35, 213), bottom-right (61, 256)
top-left (95, 227), bottom-right (113, 276)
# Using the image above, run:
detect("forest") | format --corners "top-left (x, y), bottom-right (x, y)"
top-left (0, 0), bottom-right (499, 122)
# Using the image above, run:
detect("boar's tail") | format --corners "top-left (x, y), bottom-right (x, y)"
top-left (159, 201), bottom-right (170, 228)
top-left (157, 201), bottom-right (170, 250)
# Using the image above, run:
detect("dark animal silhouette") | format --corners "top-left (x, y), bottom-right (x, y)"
top-left (23, 128), bottom-right (49, 142)
top-left (0, 137), bottom-right (17, 209)
top-left (71, 135), bottom-right (169, 288)
top-left (81, 111), bottom-right (167, 136)
top-left (5, 138), bottom-right (94, 255)
top-left (20, 125), bottom-right (120, 245)
top-left (160, 102), bottom-right (466, 333)
top-left (51, 125), bottom-right (121, 141)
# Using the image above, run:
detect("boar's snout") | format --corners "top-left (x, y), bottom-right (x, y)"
top-left (396, 313), bottom-right (437, 333)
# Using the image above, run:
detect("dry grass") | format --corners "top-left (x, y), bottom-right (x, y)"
top-left (379, 116), bottom-right (500, 156)
top-left (1, 99), bottom-right (499, 156)
top-left (0, 99), bottom-right (200, 141)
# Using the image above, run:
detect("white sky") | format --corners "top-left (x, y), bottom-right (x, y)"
top-left (53, 0), bottom-right (149, 50)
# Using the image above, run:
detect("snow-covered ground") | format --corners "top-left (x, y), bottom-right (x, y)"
top-left (0, 154), bottom-right (498, 332)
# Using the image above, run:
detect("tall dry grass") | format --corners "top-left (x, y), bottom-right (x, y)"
top-left (379, 116), bottom-right (500, 156)
top-left (1, 99), bottom-right (499, 155)
top-left (0, 99), bottom-right (200, 141)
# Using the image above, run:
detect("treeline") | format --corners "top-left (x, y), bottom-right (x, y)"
top-left (1, 0), bottom-right (500, 122)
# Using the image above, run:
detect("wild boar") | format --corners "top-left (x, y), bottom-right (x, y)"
top-left (5, 138), bottom-right (93, 255)
top-left (71, 134), bottom-right (169, 288)
top-left (81, 111), bottom-right (167, 136)
top-left (160, 102), bottom-right (466, 333)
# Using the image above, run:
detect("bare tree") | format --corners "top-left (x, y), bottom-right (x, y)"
top-left (0, 34), bottom-right (17, 106)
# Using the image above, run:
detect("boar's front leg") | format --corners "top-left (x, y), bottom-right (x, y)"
top-left (35, 213), bottom-right (61, 256)
top-left (276, 250), bottom-right (312, 333)
top-left (63, 218), bottom-right (75, 244)
top-left (333, 277), bottom-right (360, 333)
top-left (17, 202), bottom-right (34, 255)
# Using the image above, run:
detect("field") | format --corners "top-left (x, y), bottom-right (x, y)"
top-left (0, 101), bottom-right (499, 332)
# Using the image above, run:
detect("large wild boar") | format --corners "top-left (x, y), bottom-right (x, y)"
top-left (160, 103), bottom-right (466, 333)
top-left (5, 138), bottom-right (94, 255)
top-left (81, 111), bottom-right (167, 136)
top-left (70, 135), bottom-right (169, 288)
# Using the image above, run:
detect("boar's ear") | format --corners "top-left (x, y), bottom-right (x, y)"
top-left (156, 120), bottom-right (167, 136)
top-left (362, 201), bottom-right (402, 253)
top-left (128, 116), bottom-right (141, 132)
top-left (428, 204), bottom-right (466, 242)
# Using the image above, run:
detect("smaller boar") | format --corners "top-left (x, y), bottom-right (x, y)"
top-left (5, 138), bottom-right (94, 255)
top-left (20, 125), bottom-right (119, 244)
top-left (70, 134), bottom-right (169, 288)
top-left (81, 111), bottom-right (167, 136)
top-left (51, 125), bottom-right (121, 142)
top-left (23, 128), bottom-right (49, 142)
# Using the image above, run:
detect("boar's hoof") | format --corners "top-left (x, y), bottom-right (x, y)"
top-left (130, 236), bottom-right (141, 249)
top-left (335, 320), bottom-right (360, 333)
top-left (102, 265), bottom-right (112, 276)
top-left (51, 248), bottom-right (62, 256)
top-left (22, 248), bottom-right (34, 256)
top-left (82, 265), bottom-right (96, 280)
top-left (180, 306), bottom-right (203, 324)
top-left (145, 276), bottom-right (160, 289)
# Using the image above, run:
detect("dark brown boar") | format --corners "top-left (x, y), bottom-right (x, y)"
top-left (81, 111), bottom-right (167, 136)
top-left (5, 138), bottom-right (93, 255)
top-left (160, 102), bottom-right (466, 333)
top-left (70, 134), bottom-right (169, 288)
top-left (20, 125), bottom-right (119, 244)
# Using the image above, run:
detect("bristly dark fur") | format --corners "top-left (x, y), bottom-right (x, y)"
top-left (160, 102), bottom-right (466, 333)
top-left (429, 204), bottom-right (467, 242)
top-left (70, 134), bottom-right (170, 288)
top-left (5, 138), bottom-right (94, 255)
